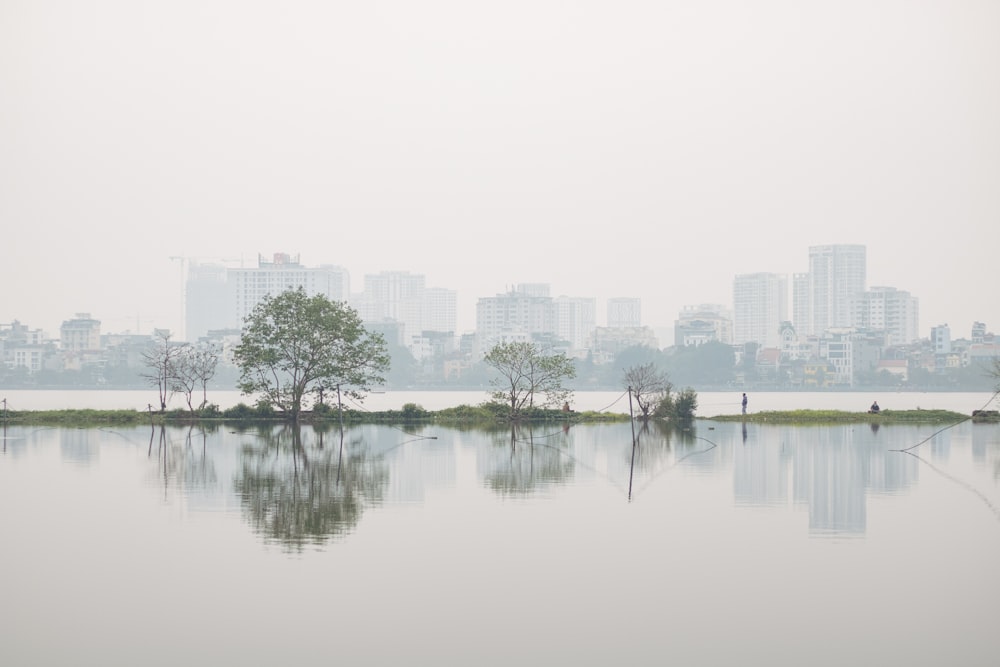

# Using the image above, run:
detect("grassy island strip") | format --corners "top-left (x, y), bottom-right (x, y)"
top-left (709, 409), bottom-right (972, 424)
top-left (3, 406), bottom-right (995, 427)
top-left (0, 404), bottom-right (633, 427)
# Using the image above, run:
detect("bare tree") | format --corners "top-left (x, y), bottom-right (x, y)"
top-left (191, 342), bottom-right (221, 410)
top-left (173, 342), bottom-right (221, 413)
top-left (140, 330), bottom-right (189, 412)
top-left (623, 361), bottom-right (672, 420)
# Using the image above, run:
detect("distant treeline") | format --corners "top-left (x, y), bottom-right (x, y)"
top-left (2, 339), bottom-right (997, 391)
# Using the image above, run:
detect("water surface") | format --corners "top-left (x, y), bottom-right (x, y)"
top-left (1, 388), bottom-right (995, 414)
top-left (1, 419), bottom-right (998, 666)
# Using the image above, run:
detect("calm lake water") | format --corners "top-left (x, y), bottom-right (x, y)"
top-left (1, 417), bottom-right (999, 666)
top-left (2, 388), bottom-right (997, 415)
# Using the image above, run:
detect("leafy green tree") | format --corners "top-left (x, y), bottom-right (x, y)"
top-left (484, 341), bottom-right (576, 420)
top-left (453, 357), bottom-right (495, 388)
top-left (233, 287), bottom-right (390, 422)
top-left (664, 341), bottom-right (735, 387)
top-left (948, 362), bottom-right (997, 391)
top-left (740, 342), bottom-right (759, 383)
top-left (382, 337), bottom-right (419, 388)
top-left (604, 345), bottom-right (664, 385)
top-left (905, 367), bottom-right (938, 388)
top-left (654, 387), bottom-right (699, 423)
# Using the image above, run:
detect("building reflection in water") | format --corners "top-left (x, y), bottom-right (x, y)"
top-left (33, 420), bottom-right (979, 546)
top-left (732, 422), bottom-right (919, 536)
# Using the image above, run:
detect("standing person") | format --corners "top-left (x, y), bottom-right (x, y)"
top-left (742, 393), bottom-right (748, 415)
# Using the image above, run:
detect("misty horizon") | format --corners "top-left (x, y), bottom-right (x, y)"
top-left (2, 2), bottom-right (997, 344)
top-left (3, 244), bottom-right (993, 347)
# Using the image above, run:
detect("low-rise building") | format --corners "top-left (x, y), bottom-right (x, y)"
top-left (589, 326), bottom-right (659, 365)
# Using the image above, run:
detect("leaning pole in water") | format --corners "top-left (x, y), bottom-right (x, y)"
top-left (628, 387), bottom-right (637, 500)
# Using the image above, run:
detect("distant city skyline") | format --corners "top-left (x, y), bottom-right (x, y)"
top-left (8, 240), bottom-right (995, 346)
top-left (3, 3), bottom-right (997, 344)
top-left (4, 244), bottom-right (994, 350)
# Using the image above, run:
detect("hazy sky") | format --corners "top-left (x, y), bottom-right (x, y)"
top-left (2, 1), bottom-right (998, 340)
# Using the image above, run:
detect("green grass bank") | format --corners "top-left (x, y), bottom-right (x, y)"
top-left (0, 402), bottom-right (632, 427)
top-left (708, 409), bottom-right (973, 424)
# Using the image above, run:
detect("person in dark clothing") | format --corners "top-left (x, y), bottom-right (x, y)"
top-left (870, 401), bottom-right (880, 414)
top-left (742, 393), bottom-right (748, 415)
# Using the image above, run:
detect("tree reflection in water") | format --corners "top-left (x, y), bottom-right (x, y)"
top-left (482, 424), bottom-right (574, 496)
top-left (627, 421), bottom-right (706, 500)
top-left (147, 424), bottom-right (219, 498)
top-left (233, 423), bottom-right (388, 550)
top-left (477, 421), bottom-right (703, 500)
top-left (631, 421), bottom-right (675, 467)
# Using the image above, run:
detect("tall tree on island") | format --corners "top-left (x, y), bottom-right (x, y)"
top-left (233, 287), bottom-right (390, 422)
top-left (484, 341), bottom-right (575, 420)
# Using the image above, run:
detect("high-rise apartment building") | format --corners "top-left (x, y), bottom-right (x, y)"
top-left (851, 286), bottom-right (919, 346)
top-left (607, 298), bottom-right (641, 328)
top-left (792, 272), bottom-right (811, 337)
top-left (474, 284), bottom-right (596, 353)
top-left (733, 273), bottom-right (787, 347)
top-left (422, 287), bottom-right (458, 334)
top-left (554, 296), bottom-right (597, 351)
top-left (185, 255), bottom-right (349, 341)
top-left (476, 286), bottom-right (557, 349)
top-left (185, 262), bottom-right (235, 341)
top-left (184, 257), bottom-right (459, 349)
top-left (229, 253), bottom-right (350, 330)
top-left (353, 271), bottom-right (457, 342)
top-left (354, 271), bottom-right (425, 338)
top-left (795, 244), bottom-right (867, 336)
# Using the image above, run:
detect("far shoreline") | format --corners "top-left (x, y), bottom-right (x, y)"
top-left (3, 406), bottom-right (996, 427)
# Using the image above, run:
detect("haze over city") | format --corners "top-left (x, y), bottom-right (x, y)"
top-left (2, 1), bottom-right (998, 339)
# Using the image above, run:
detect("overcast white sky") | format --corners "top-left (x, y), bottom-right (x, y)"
top-left (2, 0), bottom-right (998, 341)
